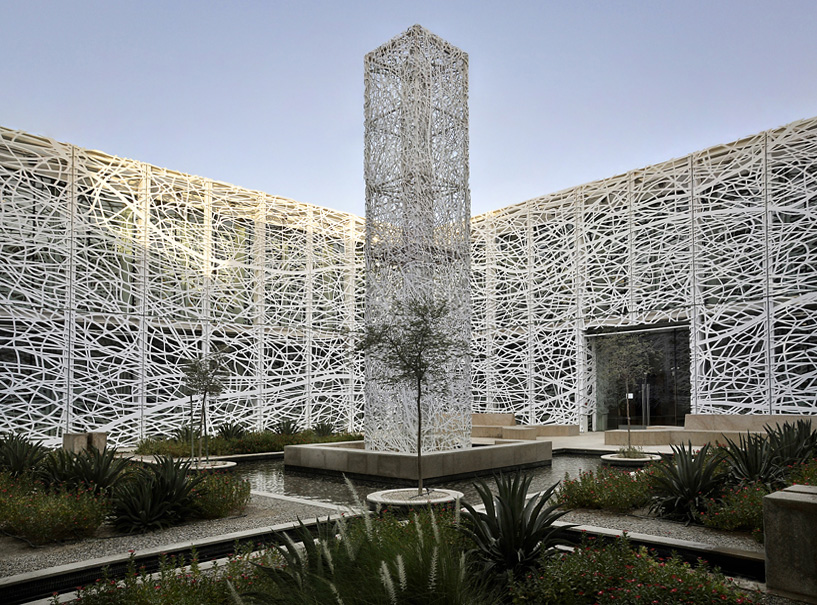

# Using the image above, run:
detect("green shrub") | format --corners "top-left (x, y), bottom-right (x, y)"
top-left (650, 442), bottom-right (726, 524)
top-left (787, 457), bottom-right (817, 485)
top-left (135, 430), bottom-right (362, 457)
top-left (616, 445), bottom-right (645, 458)
top-left (0, 433), bottom-right (47, 476)
top-left (191, 472), bottom-right (251, 519)
top-left (56, 547), bottom-right (268, 605)
top-left (134, 436), bottom-right (232, 457)
top-left (0, 474), bottom-right (107, 544)
top-left (460, 473), bottom-right (572, 578)
top-left (557, 466), bottom-right (652, 512)
top-left (700, 482), bottom-right (767, 542)
top-left (508, 535), bottom-right (760, 604)
top-left (111, 456), bottom-right (204, 533)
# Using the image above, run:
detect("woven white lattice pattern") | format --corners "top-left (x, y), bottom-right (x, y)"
top-left (2, 114), bottom-right (817, 447)
top-left (471, 117), bottom-right (817, 424)
top-left (363, 25), bottom-right (472, 452)
top-left (0, 128), bottom-right (364, 447)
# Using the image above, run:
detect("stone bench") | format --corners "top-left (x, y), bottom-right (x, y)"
top-left (472, 413), bottom-right (580, 441)
top-left (471, 412), bottom-right (517, 439)
top-left (604, 414), bottom-right (814, 446)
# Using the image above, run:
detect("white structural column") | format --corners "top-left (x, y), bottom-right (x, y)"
top-left (363, 25), bottom-right (472, 452)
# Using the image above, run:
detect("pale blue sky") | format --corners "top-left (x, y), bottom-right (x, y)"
top-left (3, 1), bottom-right (816, 216)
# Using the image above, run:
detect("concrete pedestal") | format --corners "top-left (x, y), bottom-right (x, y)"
top-left (62, 432), bottom-right (108, 453)
top-left (764, 484), bottom-right (817, 604)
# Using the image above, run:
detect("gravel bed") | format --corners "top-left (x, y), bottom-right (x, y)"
top-left (560, 508), bottom-right (764, 554)
top-left (0, 493), bottom-right (346, 580)
top-left (0, 496), bottom-right (763, 582)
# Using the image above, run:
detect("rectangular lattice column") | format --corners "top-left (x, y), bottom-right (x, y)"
top-left (364, 25), bottom-right (472, 452)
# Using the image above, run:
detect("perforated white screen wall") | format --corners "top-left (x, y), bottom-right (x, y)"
top-left (0, 128), bottom-right (364, 446)
top-left (2, 116), bottom-right (816, 446)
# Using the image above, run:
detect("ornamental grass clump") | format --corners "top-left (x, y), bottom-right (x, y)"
top-left (243, 507), bottom-right (496, 604)
top-left (557, 466), bottom-right (652, 512)
top-left (508, 534), bottom-right (760, 604)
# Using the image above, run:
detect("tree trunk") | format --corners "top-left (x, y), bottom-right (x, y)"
top-left (625, 378), bottom-right (632, 450)
top-left (189, 395), bottom-right (195, 460)
top-left (198, 393), bottom-right (207, 462)
top-left (417, 377), bottom-right (423, 497)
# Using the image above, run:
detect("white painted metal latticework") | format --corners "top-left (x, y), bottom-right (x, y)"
top-left (0, 127), bottom-right (364, 447)
top-left (363, 25), bottom-right (472, 452)
top-left (471, 117), bottom-right (817, 425)
top-left (2, 112), bottom-right (816, 447)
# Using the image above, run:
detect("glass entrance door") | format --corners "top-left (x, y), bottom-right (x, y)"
top-left (590, 327), bottom-right (690, 431)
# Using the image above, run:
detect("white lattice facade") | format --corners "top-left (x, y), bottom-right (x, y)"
top-left (2, 116), bottom-right (817, 446)
top-left (0, 127), bottom-right (365, 447)
top-left (363, 25), bottom-right (472, 452)
top-left (472, 116), bottom-right (817, 427)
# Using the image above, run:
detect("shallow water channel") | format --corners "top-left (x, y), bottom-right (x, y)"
top-left (233, 454), bottom-right (604, 507)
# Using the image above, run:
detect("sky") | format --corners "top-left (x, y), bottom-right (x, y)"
top-left (3, 0), bottom-right (817, 217)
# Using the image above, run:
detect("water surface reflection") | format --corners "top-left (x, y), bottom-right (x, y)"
top-left (234, 454), bottom-right (604, 506)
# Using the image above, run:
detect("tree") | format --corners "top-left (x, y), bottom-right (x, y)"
top-left (182, 350), bottom-right (228, 463)
top-left (594, 334), bottom-right (657, 450)
top-left (358, 296), bottom-right (469, 496)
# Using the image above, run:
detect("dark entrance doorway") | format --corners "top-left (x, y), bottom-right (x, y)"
top-left (590, 327), bottom-right (691, 431)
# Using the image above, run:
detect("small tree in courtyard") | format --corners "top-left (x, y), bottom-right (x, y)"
top-left (358, 295), bottom-right (469, 496)
top-left (182, 350), bottom-right (229, 462)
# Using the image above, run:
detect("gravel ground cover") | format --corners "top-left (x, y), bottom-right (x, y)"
top-left (0, 492), bottom-right (343, 579)
top-left (0, 493), bottom-right (762, 580)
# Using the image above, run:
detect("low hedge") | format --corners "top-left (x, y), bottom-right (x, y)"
top-left (135, 430), bottom-right (362, 457)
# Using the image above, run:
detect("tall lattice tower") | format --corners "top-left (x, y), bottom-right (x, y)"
top-left (363, 25), bottom-right (472, 452)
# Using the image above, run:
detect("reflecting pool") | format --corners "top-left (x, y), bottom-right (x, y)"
top-left (233, 454), bottom-right (604, 506)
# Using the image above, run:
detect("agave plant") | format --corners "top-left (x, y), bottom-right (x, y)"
top-left (39, 447), bottom-right (130, 494)
top-left (312, 421), bottom-right (335, 437)
top-left (459, 473), bottom-right (572, 577)
top-left (216, 421), bottom-right (247, 441)
top-left (0, 433), bottom-right (48, 476)
top-left (70, 447), bottom-right (130, 494)
top-left (272, 418), bottom-right (300, 436)
top-left (170, 424), bottom-right (200, 444)
top-left (38, 448), bottom-right (75, 489)
top-left (110, 456), bottom-right (203, 533)
top-left (766, 420), bottom-right (817, 468)
top-left (650, 442), bottom-right (725, 524)
top-left (721, 432), bottom-right (784, 490)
